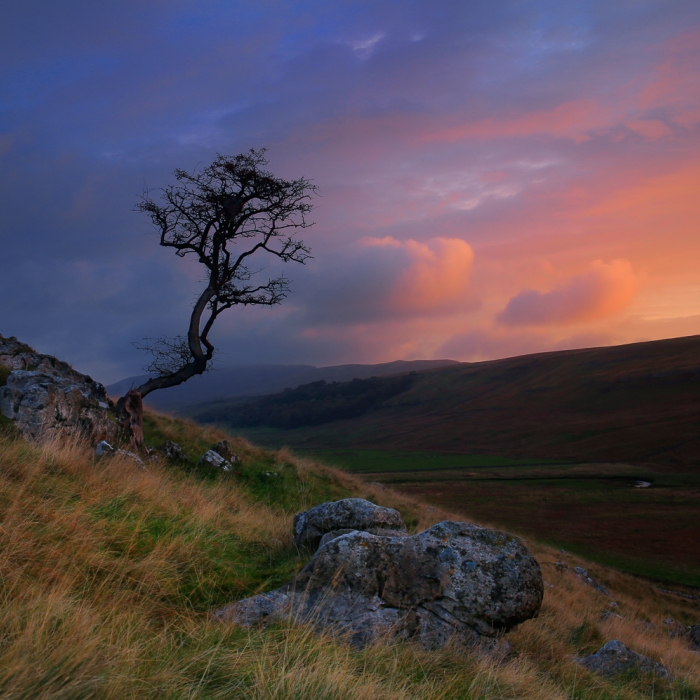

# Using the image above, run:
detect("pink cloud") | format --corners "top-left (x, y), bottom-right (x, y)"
top-left (497, 260), bottom-right (638, 326)
top-left (363, 236), bottom-right (475, 312)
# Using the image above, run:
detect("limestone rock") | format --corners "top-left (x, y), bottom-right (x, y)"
top-left (95, 440), bottom-right (115, 458)
top-left (198, 449), bottom-right (233, 472)
top-left (577, 640), bottom-right (670, 678)
top-left (0, 335), bottom-right (116, 445)
top-left (213, 440), bottom-right (239, 463)
top-left (216, 520), bottom-right (544, 649)
top-left (163, 440), bottom-right (188, 463)
top-left (574, 566), bottom-right (613, 598)
top-left (116, 449), bottom-right (146, 470)
top-left (293, 498), bottom-right (408, 550)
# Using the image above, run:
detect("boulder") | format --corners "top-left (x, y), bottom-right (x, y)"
top-left (0, 335), bottom-right (116, 445)
top-left (213, 440), bottom-right (239, 463)
top-left (293, 498), bottom-right (408, 549)
top-left (216, 520), bottom-right (544, 649)
top-left (198, 449), bottom-right (233, 472)
top-left (163, 440), bottom-right (188, 463)
top-left (577, 640), bottom-right (670, 678)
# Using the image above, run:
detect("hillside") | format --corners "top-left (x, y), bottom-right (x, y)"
top-left (107, 359), bottom-right (459, 412)
top-left (0, 412), bottom-right (699, 698)
top-left (188, 335), bottom-right (700, 468)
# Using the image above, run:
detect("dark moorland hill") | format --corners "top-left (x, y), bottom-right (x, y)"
top-left (107, 359), bottom-right (458, 412)
top-left (188, 334), bottom-right (700, 469)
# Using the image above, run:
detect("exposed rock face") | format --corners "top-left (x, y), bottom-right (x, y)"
top-left (293, 498), bottom-right (408, 550)
top-left (198, 449), bottom-right (233, 471)
top-left (0, 335), bottom-right (116, 445)
top-left (577, 640), bottom-right (670, 678)
top-left (216, 520), bottom-right (544, 649)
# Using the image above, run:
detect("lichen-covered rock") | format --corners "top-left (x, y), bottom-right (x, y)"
top-left (163, 440), bottom-right (188, 463)
top-left (213, 440), bottom-right (239, 463)
top-left (0, 335), bottom-right (116, 445)
top-left (198, 449), bottom-right (233, 471)
top-left (216, 520), bottom-right (544, 649)
top-left (577, 640), bottom-right (670, 678)
top-left (293, 498), bottom-right (408, 549)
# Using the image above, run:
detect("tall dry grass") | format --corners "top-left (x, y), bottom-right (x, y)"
top-left (0, 417), bottom-right (697, 698)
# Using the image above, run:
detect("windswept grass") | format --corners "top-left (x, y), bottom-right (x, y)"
top-left (0, 412), bottom-right (697, 698)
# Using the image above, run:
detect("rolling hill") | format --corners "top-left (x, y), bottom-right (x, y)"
top-left (107, 359), bottom-right (459, 412)
top-left (187, 335), bottom-right (700, 468)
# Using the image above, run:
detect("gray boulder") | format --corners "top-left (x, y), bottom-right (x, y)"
top-left (577, 640), bottom-right (670, 678)
top-left (0, 335), bottom-right (116, 445)
top-left (198, 449), bottom-right (233, 472)
top-left (293, 498), bottom-right (408, 549)
top-left (216, 520), bottom-right (544, 649)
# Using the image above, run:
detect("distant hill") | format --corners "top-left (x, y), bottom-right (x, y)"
top-left (106, 359), bottom-right (459, 412)
top-left (187, 335), bottom-right (700, 468)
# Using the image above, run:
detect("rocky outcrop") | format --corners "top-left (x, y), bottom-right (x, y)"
top-left (216, 520), bottom-right (544, 649)
top-left (293, 498), bottom-right (408, 550)
top-left (0, 335), bottom-right (116, 445)
top-left (577, 640), bottom-right (670, 678)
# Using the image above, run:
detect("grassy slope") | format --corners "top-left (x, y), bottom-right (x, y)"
top-left (196, 335), bottom-right (700, 469)
top-left (0, 414), bottom-right (698, 698)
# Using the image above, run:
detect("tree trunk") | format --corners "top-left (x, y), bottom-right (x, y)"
top-left (115, 389), bottom-right (144, 451)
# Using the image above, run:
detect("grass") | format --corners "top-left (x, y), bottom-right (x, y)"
top-left (289, 448), bottom-right (568, 473)
top-left (0, 412), bottom-right (698, 698)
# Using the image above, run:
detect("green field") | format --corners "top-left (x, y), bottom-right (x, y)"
top-left (291, 448), bottom-right (568, 473)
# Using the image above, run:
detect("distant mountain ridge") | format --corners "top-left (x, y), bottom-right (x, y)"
top-left (106, 359), bottom-right (460, 412)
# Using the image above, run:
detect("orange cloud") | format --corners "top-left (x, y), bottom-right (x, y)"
top-left (497, 260), bottom-right (638, 326)
top-left (362, 236), bottom-right (475, 312)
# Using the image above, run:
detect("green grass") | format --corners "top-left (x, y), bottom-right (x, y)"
top-left (287, 448), bottom-right (567, 473)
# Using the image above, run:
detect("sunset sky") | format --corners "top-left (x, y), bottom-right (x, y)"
top-left (2, 1), bottom-right (700, 382)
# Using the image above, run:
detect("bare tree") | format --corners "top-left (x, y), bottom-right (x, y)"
top-left (116, 149), bottom-right (316, 446)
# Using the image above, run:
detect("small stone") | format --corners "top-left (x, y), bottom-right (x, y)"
top-left (95, 440), bottom-right (115, 459)
top-left (198, 449), bottom-right (233, 472)
top-left (574, 566), bottom-right (614, 598)
top-left (213, 440), bottom-right (240, 463)
top-left (163, 440), bottom-right (188, 463)
top-left (116, 449), bottom-right (146, 470)
top-left (577, 640), bottom-right (670, 678)
top-left (599, 611), bottom-right (622, 622)
top-left (555, 561), bottom-right (568, 572)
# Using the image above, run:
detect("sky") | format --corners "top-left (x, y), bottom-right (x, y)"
top-left (1, 0), bottom-right (700, 383)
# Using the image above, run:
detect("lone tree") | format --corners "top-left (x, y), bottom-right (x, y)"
top-left (116, 149), bottom-right (316, 446)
